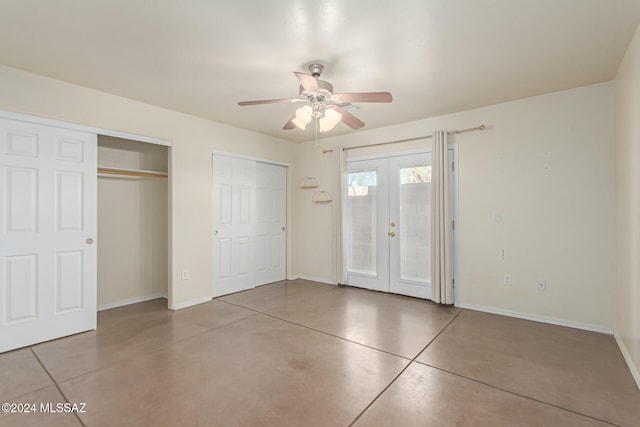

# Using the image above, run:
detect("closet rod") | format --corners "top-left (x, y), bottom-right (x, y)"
top-left (321, 124), bottom-right (486, 153)
top-left (97, 167), bottom-right (168, 179)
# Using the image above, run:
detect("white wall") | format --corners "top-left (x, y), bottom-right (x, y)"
top-left (614, 23), bottom-right (640, 386)
top-left (291, 143), bottom-right (336, 283)
top-left (295, 82), bottom-right (615, 331)
top-left (0, 65), bottom-right (296, 309)
top-left (97, 136), bottom-right (168, 309)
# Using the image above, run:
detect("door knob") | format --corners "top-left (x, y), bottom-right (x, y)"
top-left (390, 222), bottom-right (396, 227)
top-left (213, 230), bottom-right (219, 235)
top-left (388, 232), bottom-right (396, 237)
top-left (86, 238), bottom-right (94, 245)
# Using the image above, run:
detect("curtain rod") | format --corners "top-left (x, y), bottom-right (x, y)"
top-left (321, 124), bottom-right (486, 153)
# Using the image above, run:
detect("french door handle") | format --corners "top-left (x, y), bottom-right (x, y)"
top-left (388, 232), bottom-right (396, 237)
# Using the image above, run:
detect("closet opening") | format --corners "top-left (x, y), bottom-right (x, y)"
top-left (97, 135), bottom-right (169, 310)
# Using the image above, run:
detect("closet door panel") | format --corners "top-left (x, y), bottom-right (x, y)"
top-left (255, 235), bottom-right (267, 272)
top-left (212, 154), bottom-right (255, 297)
top-left (55, 250), bottom-right (83, 313)
top-left (254, 162), bottom-right (286, 286)
top-left (0, 117), bottom-right (97, 353)
top-left (56, 171), bottom-right (84, 232)
top-left (5, 166), bottom-right (38, 233)
top-left (4, 254), bottom-right (38, 323)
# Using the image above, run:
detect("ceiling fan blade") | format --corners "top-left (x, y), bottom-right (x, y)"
top-left (294, 72), bottom-right (319, 93)
top-left (333, 106), bottom-right (365, 129)
top-left (238, 98), bottom-right (302, 106)
top-left (332, 92), bottom-right (393, 103)
top-left (282, 117), bottom-right (296, 130)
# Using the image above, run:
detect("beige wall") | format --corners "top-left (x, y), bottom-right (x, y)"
top-left (97, 136), bottom-right (168, 309)
top-left (296, 82), bottom-right (615, 331)
top-left (0, 64), bottom-right (619, 334)
top-left (614, 24), bottom-right (640, 386)
top-left (0, 65), bottom-right (296, 309)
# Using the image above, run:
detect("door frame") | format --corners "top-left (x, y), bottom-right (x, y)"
top-left (345, 146), bottom-right (459, 303)
top-left (210, 150), bottom-right (290, 297)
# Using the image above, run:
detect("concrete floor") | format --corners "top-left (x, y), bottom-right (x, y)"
top-left (1, 279), bottom-right (639, 426)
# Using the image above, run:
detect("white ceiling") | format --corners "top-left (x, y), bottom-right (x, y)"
top-left (1, 0), bottom-right (639, 143)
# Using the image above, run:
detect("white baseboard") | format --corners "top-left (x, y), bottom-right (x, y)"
top-left (170, 296), bottom-right (212, 310)
top-left (291, 275), bottom-right (337, 286)
top-left (456, 303), bottom-right (614, 334)
top-left (614, 331), bottom-right (640, 391)
top-left (98, 293), bottom-right (167, 311)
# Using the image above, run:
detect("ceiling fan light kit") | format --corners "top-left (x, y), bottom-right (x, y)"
top-left (238, 63), bottom-right (393, 134)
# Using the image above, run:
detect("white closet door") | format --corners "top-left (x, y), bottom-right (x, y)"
top-left (0, 118), bottom-right (97, 353)
top-left (212, 154), bottom-right (255, 297)
top-left (255, 162), bottom-right (286, 286)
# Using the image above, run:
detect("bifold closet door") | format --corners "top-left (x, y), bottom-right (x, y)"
top-left (212, 154), bottom-right (255, 297)
top-left (0, 117), bottom-right (97, 353)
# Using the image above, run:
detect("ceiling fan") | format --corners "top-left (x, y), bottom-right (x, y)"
top-left (238, 63), bottom-right (393, 132)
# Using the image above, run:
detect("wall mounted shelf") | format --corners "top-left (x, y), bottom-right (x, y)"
top-left (299, 177), bottom-right (319, 188)
top-left (312, 190), bottom-right (333, 203)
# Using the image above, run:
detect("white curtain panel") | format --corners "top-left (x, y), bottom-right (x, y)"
top-left (333, 147), bottom-right (347, 284)
top-left (431, 131), bottom-right (453, 304)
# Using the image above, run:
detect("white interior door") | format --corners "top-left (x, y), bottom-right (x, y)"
top-left (255, 162), bottom-right (286, 286)
top-left (345, 150), bottom-right (455, 300)
top-left (0, 118), bottom-right (97, 353)
top-left (212, 154), bottom-right (255, 297)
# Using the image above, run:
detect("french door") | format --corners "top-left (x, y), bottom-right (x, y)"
top-left (345, 151), bottom-right (455, 300)
top-left (0, 117), bottom-right (97, 352)
top-left (211, 154), bottom-right (286, 297)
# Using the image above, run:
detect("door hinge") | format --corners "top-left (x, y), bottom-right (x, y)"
top-left (451, 162), bottom-right (455, 172)
top-left (452, 220), bottom-right (455, 230)
top-left (452, 278), bottom-right (455, 288)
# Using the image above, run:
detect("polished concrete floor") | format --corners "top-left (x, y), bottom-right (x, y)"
top-left (1, 279), bottom-right (639, 427)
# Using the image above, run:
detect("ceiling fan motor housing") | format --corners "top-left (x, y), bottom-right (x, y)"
top-left (299, 79), bottom-right (334, 100)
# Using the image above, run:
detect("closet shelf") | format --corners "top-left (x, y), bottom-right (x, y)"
top-left (312, 190), bottom-right (333, 203)
top-left (98, 167), bottom-right (168, 179)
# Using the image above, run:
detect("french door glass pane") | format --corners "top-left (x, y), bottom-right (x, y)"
top-left (347, 170), bottom-right (377, 275)
top-left (400, 165), bottom-right (431, 282)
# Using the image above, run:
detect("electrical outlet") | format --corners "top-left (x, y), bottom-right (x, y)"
top-left (536, 279), bottom-right (546, 290)
top-left (181, 269), bottom-right (190, 280)
top-left (504, 274), bottom-right (512, 286)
